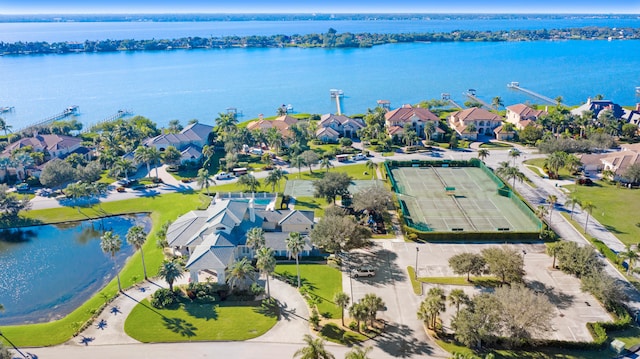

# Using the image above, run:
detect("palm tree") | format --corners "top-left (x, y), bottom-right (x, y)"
top-left (349, 302), bottom-right (368, 332)
top-left (226, 257), bottom-right (256, 292)
top-left (345, 346), bottom-right (372, 359)
top-left (196, 168), bottom-right (215, 195)
top-left (162, 146), bottom-right (182, 167)
top-left (497, 164), bottom-right (525, 189)
top-left (319, 157), bottom-right (333, 173)
top-left (291, 155), bottom-right (305, 179)
top-left (100, 231), bottom-right (123, 292)
top-left (158, 259), bottom-right (185, 292)
top-left (477, 148), bottom-right (489, 162)
top-left (535, 205), bottom-right (549, 221)
top-left (202, 144), bottom-right (215, 169)
top-left (619, 245), bottom-right (639, 275)
top-left (112, 158), bottom-right (135, 181)
top-left (582, 200), bottom-right (596, 234)
top-left (293, 334), bottom-right (335, 359)
top-left (491, 96), bottom-right (504, 111)
top-left (424, 121), bottom-right (437, 144)
top-left (134, 146), bottom-right (152, 177)
top-left (126, 225), bottom-right (148, 279)
top-left (0, 117), bottom-right (12, 136)
top-left (447, 289), bottom-right (469, 315)
top-left (546, 242), bottom-right (562, 269)
top-left (147, 147), bottom-right (163, 179)
top-left (246, 227), bottom-right (265, 251)
top-left (361, 293), bottom-right (385, 327)
top-left (238, 174), bottom-right (260, 193)
top-left (365, 160), bottom-right (377, 180)
top-left (333, 292), bottom-right (351, 327)
top-left (256, 247), bottom-right (276, 298)
top-left (264, 170), bottom-right (281, 192)
top-left (546, 194), bottom-right (557, 222)
top-left (286, 232), bottom-right (306, 288)
top-left (565, 195), bottom-right (582, 219)
top-left (508, 148), bottom-right (521, 165)
top-left (418, 288), bottom-right (446, 329)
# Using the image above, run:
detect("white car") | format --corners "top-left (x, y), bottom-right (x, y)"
top-left (353, 153), bottom-right (367, 161)
top-left (215, 172), bottom-right (233, 180)
top-left (351, 267), bottom-right (375, 278)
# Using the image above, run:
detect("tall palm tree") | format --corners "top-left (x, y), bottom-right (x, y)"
top-left (565, 195), bottom-right (582, 219)
top-left (158, 259), bottom-right (185, 292)
top-left (319, 157), bottom-right (333, 173)
top-left (113, 158), bottom-right (135, 181)
top-left (365, 160), bottom-right (377, 180)
top-left (126, 225), bottom-right (148, 279)
top-left (508, 148), bottom-right (521, 165)
top-left (286, 232), bottom-right (306, 288)
top-left (424, 121), bottom-right (437, 144)
top-left (246, 227), bottom-right (265, 251)
top-left (271, 167), bottom-right (287, 191)
top-left (256, 247), bottom-right (276, 298)
top-left (345, 346), bottom-right (372, 359)
top-left (134, 146), bottom-right (152, 177)
top-left (477, 148), bottom-right (489, 162)
top-left (447, 289), bottom-right (469, 315)
top-left (238, 174), bottom-right (260, 193)
top-left (196, 168), bottom-right (215, 195)
top-left (225, 257), bottom-right (256, 292)
top-left (582, 200), bottom-right (596, 234)
top-left (546, 194), bottom-right (557, 222)
top-left (147, 146), bottom-right (163, 179)
top-left (293, 334), bottom-right (335, 359)
top-left (361, 293), bottom-right (385, 327)
top-left (535, 205), bottom-right (549, 222)
top-left (202, 144), bottom-right (215, 169)
top-left (349, 303), bottom-right (368, 332)
top-left (0, 117), bottom-right (12, 136)
top-left (619, 245), bottom-right (639, 275)
top-left (546, 242), bottom-right (562, 269)
top-left (333, 292), bottom-right (351, 327)
top-left (100, 231), bottom-right (123, 292)
top-left (291, 155), bottom-right (305, 179)
top-left (264, 170), bottom-right (280, 193)
top-left (498, 165), bottom-right (525, 189)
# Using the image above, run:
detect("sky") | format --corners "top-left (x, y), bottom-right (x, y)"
top-left (1, 0), bottom-right (639, 15)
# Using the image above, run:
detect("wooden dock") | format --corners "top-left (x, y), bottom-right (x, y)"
top-left (86, 109), bottom-right (133, 132)
top-left (18, 105), bottom-right (78, 134)
top-left (330, 89), bottom-right (344, 115)
top-left (463, 89), bottom-right (492, 109)
top-left (441, 93), bottom-right (463, 109)
top-left (507, 82), bottom-right (556, 105)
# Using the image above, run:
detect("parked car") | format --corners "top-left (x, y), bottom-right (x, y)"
top-left (16, 183), bottom-right (30, 192)
top-left (353, 153), bottom-right (367, 161)
top-left (215, 172), bottom-right (233, 180)
top-left (351, 267), bottom-right (376, 278)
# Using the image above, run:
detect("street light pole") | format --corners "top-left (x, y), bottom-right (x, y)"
top-left (415, 246), bottom-right (420, 279)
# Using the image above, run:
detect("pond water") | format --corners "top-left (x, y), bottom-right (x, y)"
top-left (0, 214), bottom-right (151, 325)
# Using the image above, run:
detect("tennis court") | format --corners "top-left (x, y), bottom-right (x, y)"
top-left (391, 166), bottom-right (540, 232)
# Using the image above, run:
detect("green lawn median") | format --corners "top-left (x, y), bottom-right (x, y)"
top-left (275, 263), bottom-right (342, 319)
top-left (124, 298), bottom-right (277, 342)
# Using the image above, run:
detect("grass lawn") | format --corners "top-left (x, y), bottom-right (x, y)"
top-left (407, 266), bottom-right (422, 295)
top-left (293, 196), bottom-right (327, 217)
top-left (124, 298), bottom-right (277, 342)
top-left (319, 321), bottom-right (370, 345)
top-left (274, 263), bottom-right (342, 319)
top-left (525, 165), bottom-right (547, 178)
top-left (419, 276), bottom-right (501, 288)
top-left (479, 142), bottom-right (513, 149)
top-left (0, 192), bottom-right (206, 347)
top-left (566, 181), bottom-right (640, 246)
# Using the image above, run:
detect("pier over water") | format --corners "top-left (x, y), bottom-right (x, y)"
top-left (507, 82), bottom-right (557, 105)
top-left (17, 106), bottom-right (79, 134)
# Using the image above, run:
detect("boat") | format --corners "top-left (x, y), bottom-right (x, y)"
top-left (507, 81), bottom-right (520, 88)
top-left (636, 86), bottom-right (640, 95)
top-left (286, 104), bottom-right (294, 112)
top-left (329, 89), bottom-right (344, 97)
top-left (0, 106), bottom-right (14, 113)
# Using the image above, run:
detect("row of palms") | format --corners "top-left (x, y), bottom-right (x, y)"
top-left (417, 287), bottom-right (469, 330)
top-left (294, 334), bottom-right (372, 359)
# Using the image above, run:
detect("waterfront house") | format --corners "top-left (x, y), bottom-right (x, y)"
top-left (142, 122), bottom-right (214, 164)
top-left (505, 104), bottom-right (548, 130)
top-left (599, 144), bottom-right (640, 181)
top-left (622, 104), bottom-right (640, 127)
top-left (318, 114), bottom-right (365, 139)
top-left (2, 133), bottom-right (83, 159)
top-left (315, 127), bottom-right (341, 143)
top-left (449, 107), bottom-right (502, 140)
top-left (384, 104), bottom-right (441, 140)
top-left (166, 196), bottom-right (315, 283)
top-left (493, 125), bottom-right (516, 141)
top-left (570, 98), bottom-right (625, 119)
top-left (246, 114), bottom-right (299, 139)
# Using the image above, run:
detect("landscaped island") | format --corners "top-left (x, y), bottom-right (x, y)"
top-left (2, 26), bottom-right (639, 56)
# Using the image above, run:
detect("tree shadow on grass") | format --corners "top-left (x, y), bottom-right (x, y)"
top-left (274, 271), bottom-right (317, 292)
top-left (182, 301), bottom-right (218, 321)
top-left (320, 323), bottom-right (362, 346)
top-left (162, 317), bottom-right (198, 337)
top-left (293, 198), bottom-right (321, 211)
top-left (253, 299), bottom-right (279, 319)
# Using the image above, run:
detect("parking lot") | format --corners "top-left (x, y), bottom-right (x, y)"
top-left (345, 241), bottom-right (611, 343)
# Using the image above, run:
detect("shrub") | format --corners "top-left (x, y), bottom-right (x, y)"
top-left (310, 308), bottom-right (320, 330)
top-left (250, 282), bottom-right (265, 297)
top-left (348, 321), bottom-right (358, 331)
top-left (151, 288), bottom-right (180, 309)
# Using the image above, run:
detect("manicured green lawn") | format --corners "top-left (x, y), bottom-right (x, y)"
top-left (0, 192), bottom-right (206, 347)
top-left (293, 196), bottom-right (327, 217)
top-left (124, 298), bottom-right (277, 342)
top-left (319, 322), bottom-right (369, 345)
top-left (275, 263), bottom-right (342, 319)
top-left (436, 339), bottom-right (616, 359)
top-left (524, 158), bottom-right (572, 179)
top-left (566, 181), bottom-right (640, 245)
top-left (479, 142), bottom-right (513, 149)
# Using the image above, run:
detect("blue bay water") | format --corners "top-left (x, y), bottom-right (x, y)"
top-left (1, 19), bottom-right (640, 129)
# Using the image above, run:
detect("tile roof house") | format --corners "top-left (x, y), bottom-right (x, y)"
top-left (449, 107), bottom-right (502, 140)
top-left (570, 98), bottom-right (625, 119)
top-left (315, 127), bottom-right (341, 143)
top-left (166, 197), bottom-right (315, 283)
top-left (384, 104), bottom-right (441, 139)
top-left (318, 114), bottom-right (365, 138)
top-left (246, 115), bottom-right (299, 139)
top-left (2, 133), bottom-right (83, 159)
top-left (622, 104), bottom-right (640, 127)
top-left (506, 104), bottom-right (548, 130)
top-left (142, 122), bottom-right (214, 164)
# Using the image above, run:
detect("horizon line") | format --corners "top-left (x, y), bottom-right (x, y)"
top-left (3, 11), bottom-right (640, 16)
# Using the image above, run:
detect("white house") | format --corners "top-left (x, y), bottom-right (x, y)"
top-left (318, 114), bottom-right (365, 138)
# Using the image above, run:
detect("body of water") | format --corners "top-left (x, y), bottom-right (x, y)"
top-left (1, 18), bottom-right (640, 130)
top-left (0, 214), bottom-right (151, 325)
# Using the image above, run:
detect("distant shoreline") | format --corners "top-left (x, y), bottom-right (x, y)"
top-left (2, 26), bottom-right (639, 56)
